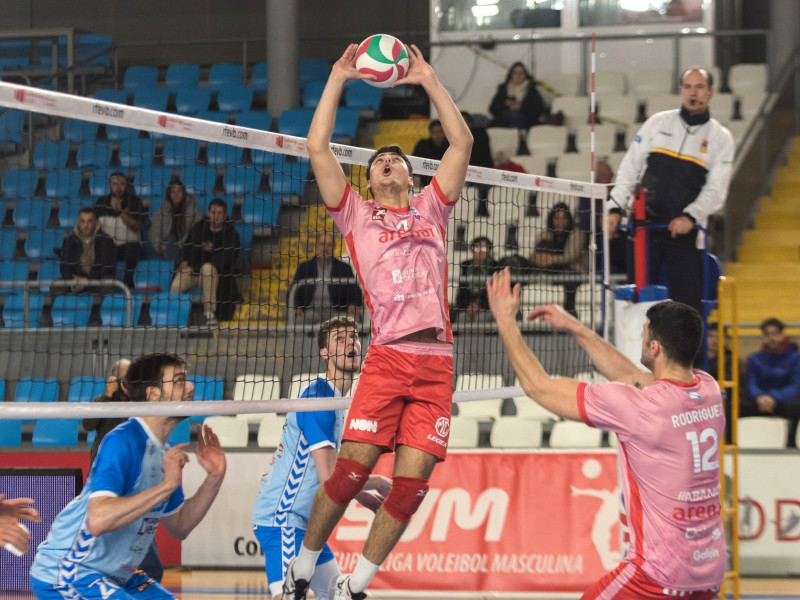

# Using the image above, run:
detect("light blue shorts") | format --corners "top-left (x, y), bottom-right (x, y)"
top-left (31, 572), bottom-right (172, 600)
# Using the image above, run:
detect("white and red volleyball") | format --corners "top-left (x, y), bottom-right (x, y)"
top-left (354, 34), bottom-right (409, 88)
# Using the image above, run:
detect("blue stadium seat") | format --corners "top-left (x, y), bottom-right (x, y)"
top-left (133, 259), bottom-right (174, 292)
top-left (62, 117), bottom-right (99, 142)
top-left (24, 228), bottom-right (63, 260)
top-left (0, 419), bottom-right (22, 446)
top-left (1, 168), bottom-right (40, 198)
top-left (105, 125), bottom-right (139, 144)
top-left (77, 34), bottom-right (112, 68)
top-left (206, 143), bottom-right (244, 168)
top-left (180, 164), bottom-right (217, 195)
top-left (36, 37), bottom-right (67, 68)
top-left (165, 63), bottom-right (200, 92)
top-left (162, 137), bottom-right (200, 167)
top-left (133, 88), bottom-right (170, 112)
top-left (236, 111), bottom-right (272, 132)
top-left (194, 110), bottom-right (229, 124)
top-left (100, 293), bottom-right (143, 326)
top-left (15, 377), bottom-right (59, 402)
top-left (76, 143), bottom-right (114, 169)
top-left (88, 171), bottom-right (113, 197)
top-left (93, 88), bottom-right (129, 104)
top-left (3, 292), bottom-right (45, 328)
top-left (119, 137), bottom-right (155, 168)
top-left (223, 165), bottom-right (262, 196)
top-left (0, 109), bottom-right (25, 145)
top-left (12, 199), bottom-right (52, 229)
top-left (0, 261), bottom-right (29, 295)
top-left (208, 63), bottom-right (243, 91)
top-left (175, 88), bottom-right (212, 115)
top-left (251, 148), bottom-right (277, 167)
top-left (333, 107), bottom-right (360, 140)
top-left (134, 165), bottom-right (174, 198)
top-left (301, 81), bottom-right (326, 108)
top-left (148, 292), bottom-right (192, 326)
top-left (33, 140), bottom-right (70, 170)
top-left (217, 86), bottom-right (253, 113)
top-left (68, 376), bottom-right (106, 402)
top-left (251, 62), bottom-right (267, 92)
top-left (123, 66), bottom-right (158, 92)
top-left (277, 108), bottom-right (315, 137)
top-left (187, 375), bottom-right (224, 424)
top-left (241, 196), bottom-right (280, 227)
top-left (35, 260), bottom-right (61, 294)
top-left (45, 171), bottom-right (83, 200)
top-left (57, 202), bottom-right (83, 229)
top-left (344, 79), bottom-right (384, 111)
top-left (32, 419), bottom-right (81, 446)
top-left (168, 418), bottom-right (191, 445)
top-left (0, 230), bottom-right (18, 261)
top-left (298, 59), bottom-right (330, 87)
top-left (0, 40), bottom-right (32, 71)
top-left (51, 294), bottom-right (94, 327)
top-left (268, 158), bottom-right (310, 197)
top-left (234, 222), bottom-right (253, 258)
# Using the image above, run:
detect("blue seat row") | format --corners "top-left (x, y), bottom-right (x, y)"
top-left (122, 61), bottom-right (275, 93)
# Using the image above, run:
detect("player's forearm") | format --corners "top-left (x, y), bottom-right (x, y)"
top-left (570, 326), bottom-right (642, 382)
top-left (163, 473), bottom-right (224, 540)
top-left (307, 75), bottom-right (346, 153)
top-left (87, 481), bottom-right (177, 537)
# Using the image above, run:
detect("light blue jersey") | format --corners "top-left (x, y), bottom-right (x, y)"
top-left (30, 418), bottom-right (184, 587)
top-left (251, 376), bottom-right (345, 529)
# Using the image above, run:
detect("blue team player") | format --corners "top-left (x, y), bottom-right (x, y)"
top-left (30, 352), bottom-right (227, 600)
top-left (252, 317), bottom-right (392, 600)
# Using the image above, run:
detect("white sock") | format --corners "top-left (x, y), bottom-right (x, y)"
top-left (293, 545), bottom-right (322, 581)
top-left (348, 555), bottom-right (380, 594)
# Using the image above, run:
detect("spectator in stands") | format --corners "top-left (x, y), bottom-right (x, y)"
top-left (170, 198), bottom-right (242, 326)
top-left (59, 207), bottom-right (118, 294)
top-left (607, 67), bottom-right (734, 315)
top-left (412, 119), bottom-right (449, 187)
top-left (0, 495), bottom-right (40, 556)
top-left (251, 316), bottom-right (391, 600)
top-left (292, 231), bottom-right (362, 325)
top-left (149, 178), bottom-right (202, 266)
top-left (81, 357), bottom-right (163, 582)
top-left (488, 61), bottom-right (545, 129)
top-left (455, 236), bottom-right (499, 322)
top-left (93, 171), bottom-right (146, 290)
top-left (531, 202), bottom-right (587, 316)
top-left (30, 353), bottom-right (226, 600)
top-left (742, 317), bottom-right (800, 447)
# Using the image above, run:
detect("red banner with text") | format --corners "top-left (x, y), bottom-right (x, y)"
top-left (330, 451), bottom-right (620, 593)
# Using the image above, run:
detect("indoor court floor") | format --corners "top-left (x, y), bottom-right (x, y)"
top-left (1, 570), bottom-right (797, 599)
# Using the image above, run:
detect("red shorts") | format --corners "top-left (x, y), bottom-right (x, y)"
top-left (343, 343), bottom-right (454, 461)
top-left (581, 562), bottom-right (720, 600)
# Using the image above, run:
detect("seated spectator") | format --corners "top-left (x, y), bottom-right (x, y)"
top-left (170, 198), bottom-right (242, 326)
top-left (413, 119), bottom-right (449, 187)
top-left (742, 317), bottom-right (800, 447)
top-left (292, 231), bottom-right (362, 325)
top-left (488, 62), bottom-right (545, 129)
top-left (148, 179), bottom-right (202, 266)
top-left (455, 236), bottom-right (499, 322)
top-left (93, 171), bottom-right (145, 290)
top-left (531, 202), bottom-right (588, 315)
top-left (59, 207), bottom-right (118, 295)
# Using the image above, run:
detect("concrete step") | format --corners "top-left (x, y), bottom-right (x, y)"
top-left (742, 229), bottom-right (800, 247)
top-left (736, 246), bottom-right (800, 262)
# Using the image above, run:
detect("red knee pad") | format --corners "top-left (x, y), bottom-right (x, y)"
top-left (324, 458), bottom-right (371, 506)
top-left (383, 476), bottom-right (429, 523)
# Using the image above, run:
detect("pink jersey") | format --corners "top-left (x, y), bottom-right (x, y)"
top-left (577, 371), bottom-right (726, 592)
top-left (328, 180), bottom-right (456, 345)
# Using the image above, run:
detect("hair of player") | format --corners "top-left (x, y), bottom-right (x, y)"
top-left (679, 65), bottom-right (713, 88)
top-left (645, 301), bottom-right (704, 367)
top-left (760, 317), bottom-right (785, 332)
top-left (123, 353), bottom-right (188, 403)
top-left (366, 145), bottom-right (414, 180)
top-left (316, 316), bottom-right (359, 351)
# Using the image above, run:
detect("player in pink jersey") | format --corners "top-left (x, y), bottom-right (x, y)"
top-left (487, 268), bottom-right (726, 600)
top-left (282, 43), bottom-right (472, 600)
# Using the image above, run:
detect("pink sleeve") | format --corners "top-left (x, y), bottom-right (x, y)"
top-left (581, 382), bottom-right (642, 434)
top-left (327, 184), bottom-right (361, 238)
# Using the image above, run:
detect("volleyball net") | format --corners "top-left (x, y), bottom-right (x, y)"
top-left (0, 81), bottom-right (612, 421)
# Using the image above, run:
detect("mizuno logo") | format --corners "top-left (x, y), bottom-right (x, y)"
top-left (348, 472), bottom-right (363, 481)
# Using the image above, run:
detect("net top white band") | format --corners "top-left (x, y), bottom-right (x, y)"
top-left (0, 81), bottom-right (607, 199)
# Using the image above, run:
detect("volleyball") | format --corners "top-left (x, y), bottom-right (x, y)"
top-left (354, 34), bottom-right (409, 88)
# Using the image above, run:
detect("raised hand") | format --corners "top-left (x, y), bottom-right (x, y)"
top-left (393, 44), bottom-right (435, 88)
top-left (162, 443), bottom-right (190, 489)
top-left (195, 425), bottom-right (226, 478)
top-left (528, 304), bottom-right (583, 333)
top-left (331, 43), bottom-right (375, 83)
top-left (486, 268), bottom-right (521, 326)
